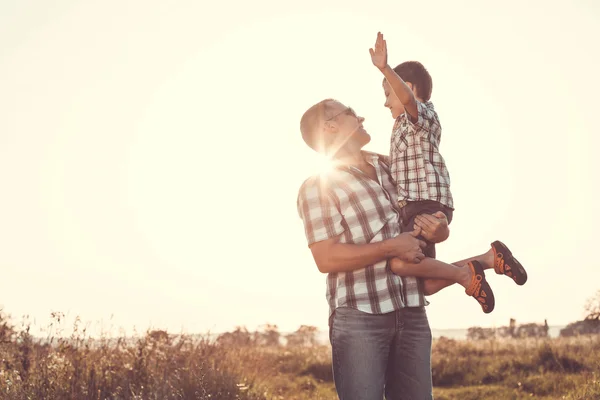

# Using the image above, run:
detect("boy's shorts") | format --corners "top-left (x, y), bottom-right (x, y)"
top-left (399, 200), bottom-right (454, 259)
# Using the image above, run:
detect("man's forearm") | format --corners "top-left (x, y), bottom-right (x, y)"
top-left (317, 240), bottom-right (396, 274)
top-left (380, 65), bottom-right (417, 109)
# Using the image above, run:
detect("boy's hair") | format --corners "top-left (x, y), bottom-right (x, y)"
top-left (392, 61), bottom-right (433, 101)
top-left (300, 99), bottom-right (336, 152)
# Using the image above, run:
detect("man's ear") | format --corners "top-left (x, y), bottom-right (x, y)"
top-left (320, 121), bottom-right (338, 151)
top-left (324, 120), bottom-right (338, 132)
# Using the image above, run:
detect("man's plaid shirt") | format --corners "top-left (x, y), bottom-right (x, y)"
top-left (391, 101), bottom-right (454, 209)
top-left (297, 151), bottom-right (426, 317)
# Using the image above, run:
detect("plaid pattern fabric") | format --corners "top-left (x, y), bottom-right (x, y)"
top-left (297, 151), bottom-right (426, 317)
top-left (390, 101), bottom-right (454, 209)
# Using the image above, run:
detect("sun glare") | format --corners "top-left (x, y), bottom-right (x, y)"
top-left (312, 154), bottom-right (335, 175)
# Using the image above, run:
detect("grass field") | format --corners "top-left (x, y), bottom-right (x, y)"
top-left (1, 315), bottom-right (599, 399)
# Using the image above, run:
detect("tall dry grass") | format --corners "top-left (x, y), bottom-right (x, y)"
top-left (0, 311), bottom-right (599, 399)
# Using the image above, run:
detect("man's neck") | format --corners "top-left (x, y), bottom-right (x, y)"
top-left (333, 149), bottom-right (370, 169)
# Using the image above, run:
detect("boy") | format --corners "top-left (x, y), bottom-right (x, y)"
top-left (369, 32), bottom-right (527, 303)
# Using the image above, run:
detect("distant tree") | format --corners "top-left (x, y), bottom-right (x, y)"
top-left (559, 291), bottom-right (600, 337)
top-left (560, 319), bottom-right (600, 337)
top-left (148, 329), bottom-right (170, 343)
top-left (216, 326), bottom-right (254, 347)
top-left (469, 318), bottom-right (549, 340)
top-left (514, 320), bottom-right (549, 338)
top-left (466, 326), bottom-right (496, 340)
top-left (285, 325), bottom-right (318, 347)
top-left (254, 324), bottom-right (280, 347)
top-left (584, 290), bottom-right (600, 321)
top-left (497, 318), bottom-right (517, 338)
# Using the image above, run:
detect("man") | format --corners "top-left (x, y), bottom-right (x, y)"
top-left (297, 99), bottom-right (501, 399)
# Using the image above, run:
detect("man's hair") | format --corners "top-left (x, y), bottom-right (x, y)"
top-left (300, 99), bottom-right (336, 152)
top-left (392, 61), bottom-right (433, 101)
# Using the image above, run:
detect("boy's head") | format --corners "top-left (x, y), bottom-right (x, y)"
top-left (382, 61), bottom-right (433, 119)
top-left (300, 99), bottom-right (370, 156)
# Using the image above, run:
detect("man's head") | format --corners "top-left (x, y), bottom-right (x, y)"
top-left (382, 61), bottom-right (433, 119)
top-left (300, 99), bottom-right (370, 156)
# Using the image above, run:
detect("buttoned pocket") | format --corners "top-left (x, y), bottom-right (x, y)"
top-left (392, 134), bottom-right (409, 155)
top-left (344, 207), bottom-right (393, 244)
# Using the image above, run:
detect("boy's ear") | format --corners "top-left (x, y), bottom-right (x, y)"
top-left (407, 82), bottom-right (420, 98)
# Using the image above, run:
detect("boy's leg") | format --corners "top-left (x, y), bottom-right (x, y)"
top-left (390, 249), bottom-right (494, 293)
top-left (418, 241), bottom-right (527, 295)
top-left (421, 252), bottom-right (496, 295)
top-left (329, 307), bottom-right (396, 400)
top-left (390, 250), bottom-right (497, 312)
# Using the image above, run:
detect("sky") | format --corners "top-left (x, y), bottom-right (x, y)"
top-left (0, 0), bottom-right (599, 338)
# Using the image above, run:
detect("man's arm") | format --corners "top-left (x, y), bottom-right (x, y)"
top-left (298, 176), bottom-right (425, 274)
top-left (309, 230), bottom-right (426, 274)
top-left (369, 32), bottom-right (418, 119)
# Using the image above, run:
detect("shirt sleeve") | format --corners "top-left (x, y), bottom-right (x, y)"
top-left (409, 101), bottom-right (441, 143)
top-left (297, 176), bottom-right (345, 246)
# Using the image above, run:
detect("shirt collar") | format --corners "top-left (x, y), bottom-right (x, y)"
top-left (331, 151), bottom-right (383, 172)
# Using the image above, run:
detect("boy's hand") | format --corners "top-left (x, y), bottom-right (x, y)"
top-left (369, 32), bottom-right (388, 70)
top-left (415, 212), bottom-right (449, 243)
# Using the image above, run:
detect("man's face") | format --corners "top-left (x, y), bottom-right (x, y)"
top-left (324, 101), bottom-right (370, 151)
top-left (382, 80), bottom-right (404, 119)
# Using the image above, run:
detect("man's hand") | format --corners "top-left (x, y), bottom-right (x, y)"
top-left (414, 211), bottom-right (449, 243)
top-left (386, 228), bottom-right (426, 264)
top-left (369, 32), bottom-right (388, 70)
top-left (308, 229), bottom-right (426, 274)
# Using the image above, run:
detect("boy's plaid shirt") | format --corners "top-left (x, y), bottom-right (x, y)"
top-left (297, 151), bottom-right (426, 317)
top-left (391, 101), bottom-right (454, 209)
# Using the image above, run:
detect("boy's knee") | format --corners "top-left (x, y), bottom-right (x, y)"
top-left (389, 258), bottom-right (409, 275)
top-left (422, 281), bottom-right (436, 296)
top-left (422, 280), bottom-right (443, 296)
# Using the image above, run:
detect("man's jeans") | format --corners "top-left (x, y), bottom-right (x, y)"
top-left (329, 306), bottom-right (433, 400)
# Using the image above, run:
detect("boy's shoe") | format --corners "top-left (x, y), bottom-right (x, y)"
top-left (491, 241), bottom-right (528, 285)
top-left (465, 260), bottom-right (495, 314)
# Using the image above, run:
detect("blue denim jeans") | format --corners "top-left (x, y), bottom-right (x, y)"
top-left (329, 306), bottom-right (433, 400)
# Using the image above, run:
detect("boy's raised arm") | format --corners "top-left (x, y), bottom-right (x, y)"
top-left (369, 32), bottom-right (418, 119)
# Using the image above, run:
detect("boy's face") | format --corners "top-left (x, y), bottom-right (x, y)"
top-left (382, 80), bottom-right (404, 119)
